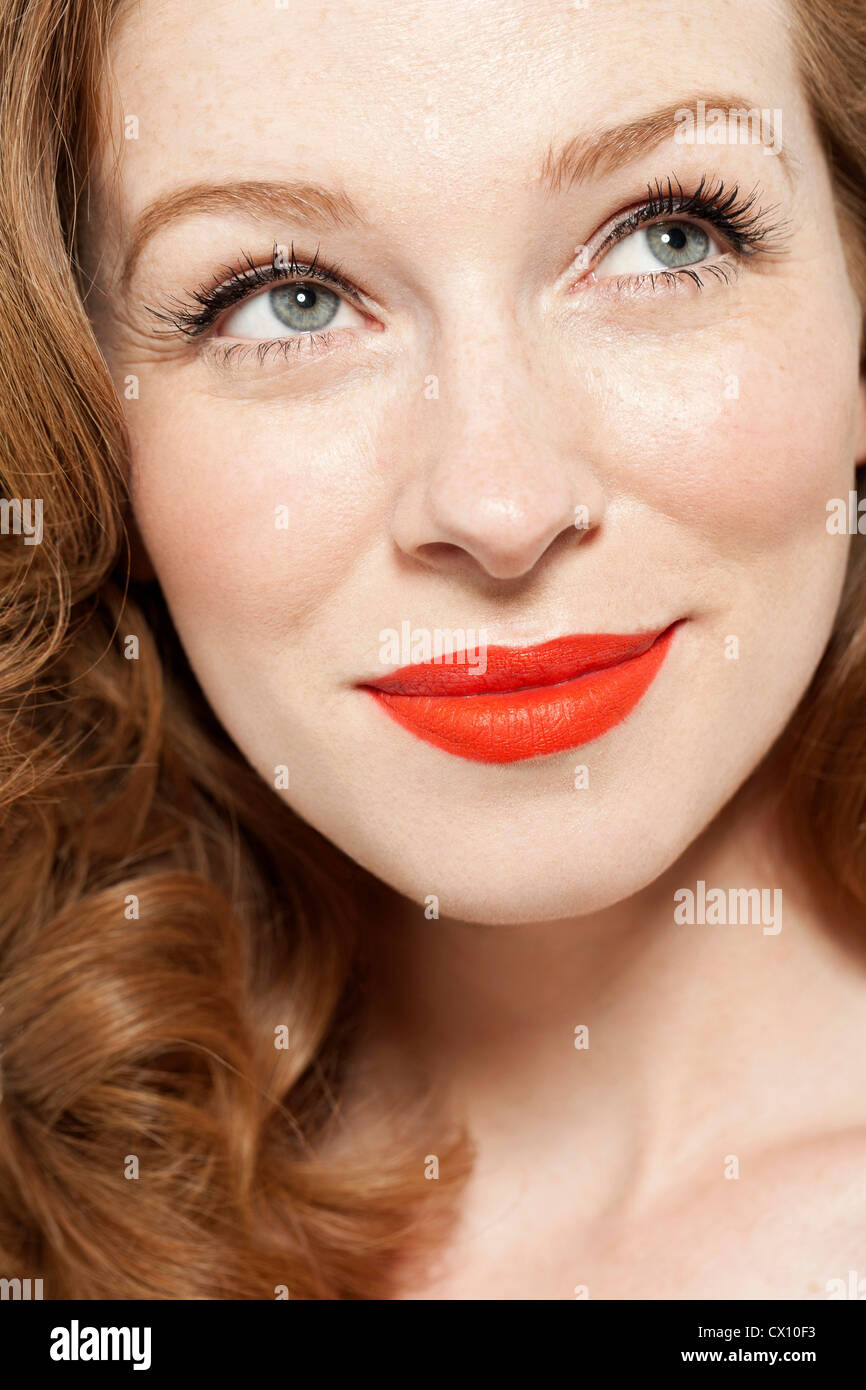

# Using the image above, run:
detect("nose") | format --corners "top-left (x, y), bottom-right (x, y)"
top-left (391, 344), bottom-right (606, 584)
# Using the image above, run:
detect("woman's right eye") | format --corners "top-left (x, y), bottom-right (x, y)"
top-left (218, 280), bottom-right (367, 340)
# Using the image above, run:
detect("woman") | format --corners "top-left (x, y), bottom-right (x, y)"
top-left (1, 0), bottom-right (866, 1300)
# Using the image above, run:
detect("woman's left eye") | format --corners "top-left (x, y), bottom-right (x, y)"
top-left (218, 280), bottom-right (366, 339)
top-left (595, 219), bottom-right (721, 278)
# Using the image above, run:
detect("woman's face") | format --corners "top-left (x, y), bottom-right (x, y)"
top-left (91, 0), bottom-right (865, 922)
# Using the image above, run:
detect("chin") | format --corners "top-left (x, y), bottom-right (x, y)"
top-left (331, 814), bottom-right (691, 925)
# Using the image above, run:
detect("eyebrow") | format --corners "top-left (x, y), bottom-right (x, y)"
top-left (120, 180), bottom-right (366, 287)
top-left (538, 94), bottom-right (792, 192)
top-left (120, 94), bottom-right (791, 286)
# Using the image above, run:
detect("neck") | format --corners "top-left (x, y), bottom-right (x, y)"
top-left (359, 772), bottom-right (866, 1207)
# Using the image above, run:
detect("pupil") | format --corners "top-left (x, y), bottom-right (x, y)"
top-left (664, 226), bottom-right (687, 250)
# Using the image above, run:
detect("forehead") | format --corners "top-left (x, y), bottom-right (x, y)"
top-left (105, 0), bottom-right (803, 219)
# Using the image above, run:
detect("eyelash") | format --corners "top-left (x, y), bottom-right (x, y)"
top-left (147, 175), bottom-right (786, 362)
top-left (581, 174), bottom-right (786, 292)
top-left (147, 242), bottom-right (366, 343)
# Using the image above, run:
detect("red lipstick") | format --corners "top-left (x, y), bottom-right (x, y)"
top-left (360, 624), bottom-right (679, 763)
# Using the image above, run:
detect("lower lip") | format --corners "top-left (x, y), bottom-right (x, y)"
top-left (362, 624), bottom-right (679, 763)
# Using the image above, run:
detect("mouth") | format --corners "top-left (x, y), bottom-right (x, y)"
top-left (359, 621), bottom-right (683, 763)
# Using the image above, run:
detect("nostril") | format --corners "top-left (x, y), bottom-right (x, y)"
top-left (410, 540), bottom-right (478, 575)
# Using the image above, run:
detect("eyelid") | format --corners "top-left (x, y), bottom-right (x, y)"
top-left (200, 329), bottom-right (346, 369)
top-left (209, 258), bottom-right (369, 329)
top-left (563, 209), bottom-right (720, 294)
top-left (147, 244), bottom-right (379, 341)
top-left (597, 207), bottom-right (707, 259)
top-left (569, 175), bottom-right (786, 283)
top-left (214, 272), bottom-right (365, 339)
top-left (592, 209), bottom-right (732, 274)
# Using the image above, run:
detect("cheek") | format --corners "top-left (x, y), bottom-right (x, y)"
top-left (572, 299), bottom-right (858, 720)
top-left (586, 310), bottom-right (859, 552)
top-left (127, 397), bottom-right (385, 644)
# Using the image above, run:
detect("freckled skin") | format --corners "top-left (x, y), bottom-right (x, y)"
top-left (87, 0), bottom-right (866, 1299)
top-left (90, 0), bottom-right (865, 920)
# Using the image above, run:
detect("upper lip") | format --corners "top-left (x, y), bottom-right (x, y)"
top-left (361, 624), bottom-right (677, 697)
